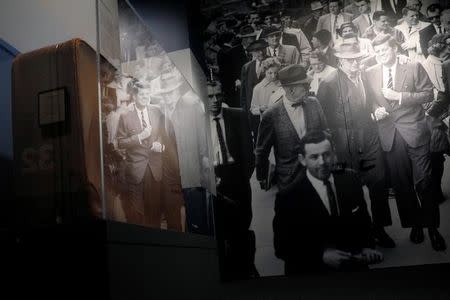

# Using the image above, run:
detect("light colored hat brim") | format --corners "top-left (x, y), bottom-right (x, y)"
top-left (334, 52), bottom-right (366, 59)
top-left (281, 75), bottom-right (313, 85)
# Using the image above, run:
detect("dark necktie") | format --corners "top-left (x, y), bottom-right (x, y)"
top-left (368, 14), bottom-right (372, 25)
top-left (273, 48), bottom-right (277, 57)
top-left (408, 26), bottom-right (412, 34)
top-left (141, 110), bottom-right (147, 129)
top-left (323, 179), bottom-right (338, 216)
top-left (437, 26), bottom-right (442, 34)
top-left (291, 101), bottom-right (303, 108)
top-left (387, 68), bottom-right (395, 106)
top-left (214, 117), bottom-right (228, 164)
top-left (333, 15), bottom-right (338, 39)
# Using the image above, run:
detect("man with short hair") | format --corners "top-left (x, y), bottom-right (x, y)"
top-left (303, 1), bottom-right (325, 41)
top-left (280, 12), bottom-right (312, 64)
top-left (353, 0), bottom-right (374, 36)
top-left (363, 10), bottom-right (406, 46)
top-left (420, 4), bottom-right (443, 58)
top-left (316, 0), bottom-right (354, 43)
top-left (441, 9), bottom-right (450, 33)
top-left (312, 29), bottom-right (338, 67)
top-left (255, 64), bottom-right (328, 191)
top-left (273, 130), bottom-right (383, 275)
top-left (395, 6), bottom-right (430, 62)
top-left (365, 34), bottom-right (446, 251)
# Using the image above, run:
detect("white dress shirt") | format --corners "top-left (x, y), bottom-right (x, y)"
top-left (307, 170), bottom-right (339, 215)
top-left (282, 96), bottom-right (306, 139)
top-left (135, 104), bottom-right (151, 144)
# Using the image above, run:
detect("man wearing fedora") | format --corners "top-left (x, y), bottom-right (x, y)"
top-left (303, 1), bottom-right (325, 41)
top-left (365, 34), bottom-right (445, 251)
top-left (155, 70), bottom-right (212, 235)
top-left (240, 39), bottom-right (269, 145)
top-left (218, 25), bottom-right (256, 108)
top-left (261, 25), bottom-right (301, 66)
top-left (255, 64), bottom-right (328, 191)
top-left (316, 41), bottom-right (395, 248)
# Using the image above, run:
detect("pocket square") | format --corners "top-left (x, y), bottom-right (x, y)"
top-left (351, 206), bottom-right (360, 213)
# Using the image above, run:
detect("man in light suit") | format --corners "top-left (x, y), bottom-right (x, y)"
top-left (255, 64), bottom-right (328, 191)
top-left (365, 34), bottom-right (445, 251)
top-left (116, 81), bottom-right (182, 230)
top-left (316, 0), bottom-right (353, 43)
top-left (353, 0), bottom-right (374, 36)
top-left (273, 131), bottom-right (383, 275)
top-left (261, 26), bottom-right (301, 66)
top-left (395, 6), bottom-right (430, 63)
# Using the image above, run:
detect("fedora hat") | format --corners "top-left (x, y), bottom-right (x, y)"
top-left (311, 1), bottom-right (324, 11)
top-left (278, 64), bottom-right (313, 86)
top-left (260, 25), bottom-right (282, 38)
top-left (237, 25), bottom-right (257, 38)
top-left (246, 39), bottom-right (269, 52)
top-left (334, 42), bottom-right (365, 59)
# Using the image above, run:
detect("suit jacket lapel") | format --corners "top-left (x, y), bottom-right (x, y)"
top-left (279, 101), bottom-right (302, 143)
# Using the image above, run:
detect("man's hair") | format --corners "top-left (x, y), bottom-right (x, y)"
top-left (371, 33), bottom-right (398, 49)
top-left (299, 130), bottom-right (331, 155)
top-left (426, 3), bottom-right (442, 15)
top-left (260, 57), bottom-right (282, 73)
top-left (402, 6), bottom-right (419, 17)
top-left (428, 33), bottom-right (450, 56)
top-left (372, 10), bottom-right (388, 21)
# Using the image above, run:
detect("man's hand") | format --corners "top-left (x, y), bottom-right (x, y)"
top-left (401, 40), bottom-right (416, 51)
top-left (397, 54), bottom-right (411, 65)
top-left (259, 179), bottom-right (268, 190)
top-left (353, 248), bottom-right (383, 264)
top-left (322, 248), bottom-right (352, 269)
top-left (151, 141), bottom-right (164, 153)
top-left (381, 88), bottom-right (401, 101)
top-left (374, 106), bottom-right (389, 121)
top-left (138, 126), bottom-right (152, 141)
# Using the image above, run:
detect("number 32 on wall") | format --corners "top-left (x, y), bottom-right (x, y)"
top-left (21, 144), bottom-right (55, 173)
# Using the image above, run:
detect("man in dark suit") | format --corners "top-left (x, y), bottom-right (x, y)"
top-left (316, 42), bottom-right (394, 248)
top-left (116, 81), bottom-right (182, 230)
top-left (273, 131), bottom-right (383, 275)
top-left (240, 39), bottom-right (268, 146)
top-left (255, 64), bottom-right (329, 191)
top-left (365, 34), bottom-right (446, 251)
top-left (420, 4), bottom-right (443, 58)
top-left (381, 0), bottom-right (406, 22)
top-left (207, 80), bottom-right (258, 279)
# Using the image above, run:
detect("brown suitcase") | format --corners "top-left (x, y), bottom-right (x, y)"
top-left (12, 39), bottom-right (103, 226)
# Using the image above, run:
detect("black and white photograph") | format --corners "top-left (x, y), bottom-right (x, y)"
top-left (198, 0), bottom-right (450, 280)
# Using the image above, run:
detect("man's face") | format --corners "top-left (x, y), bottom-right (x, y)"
top-left (405, 10), bottom-right (419, 26)
top-left (375, 15), bottom-right (390, 31)
top-left (248, 13), bottom-right (260, 24)
top-left (311, 36), bottom-right (322, 48)
top-left (408, 0), bottom-right (421, 12)
top-left (207, 84), bottom-right (223, 116)
top-left (374, 41), bottom-right (397, 66)
top-left (312, 7), bottom-right (322, 18)
top-left (341, 26), bottom-right (355, 36)
top-left (329, 1), bottom-right (340, 15)
top-left (283, 83), bottom-right (309, 103)
top-left (266, 33), bottom-right (281, 48)
top-left (310, 57), bottom-right (326, 73)
top-left (339, 57), bottom-right (361, 76)
top-left (161, 89), bottom-right (180, 107)
top-left (251, 49), bottom-right (265, 61)
top-left (265, 66), bottom-right (279, 82)
top-left (281, 16), bottom-right (291, 27)
top-left (135, 88), bottom-right (151, 108)
top-left (355, 1), bottom-right (370, 14)
top-left (300, 139), bottom-right (333, 180)
top-left (441, 14), bottom-right (450, 32)
top-left (427, 10), bottom-right (441, 25)
top-left (264, 16), bottom-right (272, 25)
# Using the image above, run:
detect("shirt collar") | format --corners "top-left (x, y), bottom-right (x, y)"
top-left (307, 169), bottom-right (334, 187)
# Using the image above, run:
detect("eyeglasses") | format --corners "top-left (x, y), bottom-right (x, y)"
top-left (428, 15), bottom-right (440, 20)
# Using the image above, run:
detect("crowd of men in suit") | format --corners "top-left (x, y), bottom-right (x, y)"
top-left (202, 0), bottom-right (450, 276)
